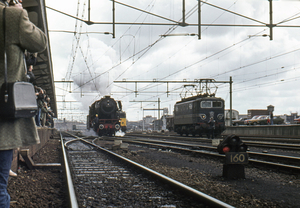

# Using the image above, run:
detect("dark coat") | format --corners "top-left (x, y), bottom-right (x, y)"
top-left (208, 119), bottom-right (215, 129)
top-left (27, 71), bottom-right (36, 84)
top-left (0, 3), bottom-right (47, 150)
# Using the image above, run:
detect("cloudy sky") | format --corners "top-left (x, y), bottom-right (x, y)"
top-left (45, 0), bottom-right (300, 122)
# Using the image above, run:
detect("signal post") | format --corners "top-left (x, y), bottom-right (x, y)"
top-left (217, 135), bottom-right (248, 179)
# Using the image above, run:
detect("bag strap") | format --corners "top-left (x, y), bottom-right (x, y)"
top-left (3, 7), bottom-right (7, 87)
top-left (2, 6), bottom-right (27, 103)
top-left (23, 53), bottom-right (27, 74)
top-left (2, 6), bottom-right (9, 103)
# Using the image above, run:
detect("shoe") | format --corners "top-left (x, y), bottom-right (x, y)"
top-left (9, 170), bottom-right (17, 177)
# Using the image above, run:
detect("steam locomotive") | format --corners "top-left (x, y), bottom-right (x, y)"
top-left (174, 94), bottom-right (225, 137)
top-left (87, 96), bottom-right (126, 136)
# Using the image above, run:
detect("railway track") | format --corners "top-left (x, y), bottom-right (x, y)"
top-left (121, 136), bottom-right (300, 172)
top-left (60, 132), bottom-right (233, 208)
top-left (126, 133), bottom-right (300, 151)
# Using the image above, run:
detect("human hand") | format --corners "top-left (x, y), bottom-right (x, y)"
top-left (13, 3), bottom-right (23, 9)
top-left (9, 0), bottom-right (23, 9)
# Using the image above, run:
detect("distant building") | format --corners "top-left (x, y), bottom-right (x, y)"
top-left (247, 109), bottom-right (269, 118)
top-left (127, 120), bottom-right (142, 131)
top-left (153, 120), bottom-right (163, 131)
top-left (144, 115), bottom-right (156, 124)
top-left (161, 115), bottom-right (174, 131)
top-left (143, 115), bottom-right (156, 131)
top-left (225, 109), bottom-right (239, 120)
top-left (283, 112), bottom-right (298, 124)
top-left (224, 109), bottom-right (239, 126)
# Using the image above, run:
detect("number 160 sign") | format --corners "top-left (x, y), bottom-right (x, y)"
top-left (225, 152), bottom-right (249, 164)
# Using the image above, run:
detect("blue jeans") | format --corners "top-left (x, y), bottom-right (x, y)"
top-left (0, 149), bottom-right (13, 208)
top-left (35, 108), bottom-right (41, 126)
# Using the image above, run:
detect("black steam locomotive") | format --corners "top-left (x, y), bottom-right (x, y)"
top-left (87, 96), bottom-right (126, 136)
top-left (174, 95), bottom-right (225, 137)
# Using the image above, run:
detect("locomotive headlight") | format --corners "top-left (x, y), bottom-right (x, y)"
top-left (217, 114), bottom-right (224, 120)
top-left (99, 124), bottom-right (104, 130)
top-left (199, 114), bottom-right (206, 120)
top-left (115, 124), bottom-right (120, 130)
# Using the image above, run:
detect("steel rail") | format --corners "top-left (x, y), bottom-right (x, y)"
top-left (126, 133), bottom-right (300, 141)
top-left (243, 141), bottom-right (300, 150)
top-left (126, 133), bottom-right (300, 150)
top-left (64, 132), bottom-right (234, 208)
top-left (128, 138), bottom-right (300, 161)
top-left (237, 136), bottom-right (300, 144)
top-left (60, 133), bottom-right (79, 208)
top-left (125, 138), bottom-right (300, 171)
top-left (132, 138), bottom-right (300, 160)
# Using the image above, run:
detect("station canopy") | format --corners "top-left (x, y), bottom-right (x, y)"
top-left (23, 0), bottom-right (57, 117)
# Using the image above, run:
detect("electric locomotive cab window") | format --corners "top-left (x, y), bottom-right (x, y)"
top-left (201, 101), bottom-right (222, 108)
top-left (213, 101), bottom-right (222, 108)
top-left (201, 101), bottom-right (212, 108)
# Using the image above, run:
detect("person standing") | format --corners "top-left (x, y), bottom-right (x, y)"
top-left (208, 117), bottom-right (215, 139)
top-left (35, 88), bottom-right (44, 127)
top-left (93, 114), bottom-right (99, 133)
top-left (26, 65), bottom-right (36, 85)
top-left (0, 0), bottom-right (47, 207)
top-left (40, 101), bottom-right (48, 127)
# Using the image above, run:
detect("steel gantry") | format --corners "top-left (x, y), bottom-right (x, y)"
top-left (46, 0), bottom-right (298, 40)
top-left (114, 77), bottom-right (234, 126)
top-left (130, 99), bottom-right (163, 131)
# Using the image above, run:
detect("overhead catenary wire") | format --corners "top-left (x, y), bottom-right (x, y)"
top-left (65, 0), bottom-right (83, 81)
top-left (83, 0), bottom-right (159, 104)
top-left (115, 1), bottom-right (300, 119)
top-left (211, 47), bottom-right (300, 79)
top-left (72, 0), bottom-right (201, 93)
top-left (118, 1), bottom-right (250, 93)
top-left (54, 0), bottom-right (300, 95)
top-left (49, 0), bottom-right (300, 120)
top-left (101, 1), bottom-right (270, 110)
top-left (114, 1), bottom-right (300, 103)
top-left (128, 38), bottom-right (300, 99)
top-left (71, 0), bottom-right (159, 84)
top-left (68, 0), bottom-right (245, 98)
top-left (63, 0), bottom-right (86, 98)
top-left (216, 64), bottom-right (300, 93)
top-left (112, 5), bottom-right (300, 117)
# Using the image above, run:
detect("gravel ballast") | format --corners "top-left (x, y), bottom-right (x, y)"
top-left (7, 136), bottom-right (300, 207)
